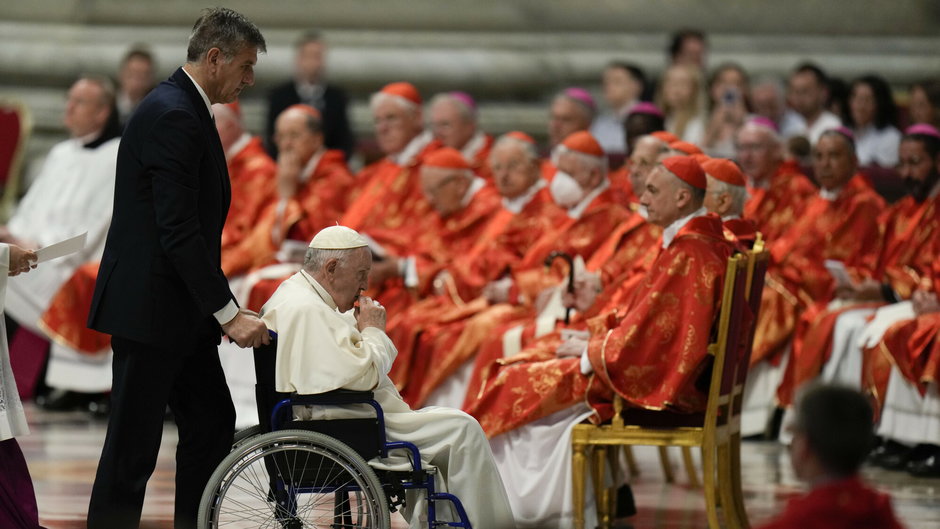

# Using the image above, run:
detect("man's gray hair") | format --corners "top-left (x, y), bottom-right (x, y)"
top-left (492, 133), bottom-right (538, 163)
top-left (369, 91), bottom-right (418, 114)
top-left (187, 7), bottom-right (266, 63)
top-left (303, 247), bottom-right (353, 272)
top-left (429, 93), bottom-right (476, 123)
top-left (706, 175), bottom-right (749, 215)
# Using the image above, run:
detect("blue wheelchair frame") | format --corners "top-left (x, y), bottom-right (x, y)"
top-left (260, 334), bottom-right (472, 528)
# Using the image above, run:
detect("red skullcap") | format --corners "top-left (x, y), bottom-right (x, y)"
top-left (424, 147), bottom-right (470, 170)
top-left (380, 82), bottom-right (422, 106)
top-left (560, 131), bottom-right (604, 157)
top-left (651, 130), bottom-right (680, 144)
top-left (702, 158), bottom-right (746, 187)
top-left (669, 140), bottom-right (703, 155)
top-left (662, 156), bottom-right (707, 190)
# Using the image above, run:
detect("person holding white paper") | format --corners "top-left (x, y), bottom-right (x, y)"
top-left (0, 243), bottom-right (44, 529)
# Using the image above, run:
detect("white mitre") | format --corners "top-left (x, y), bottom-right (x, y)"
top-left (309, 225), bottom-right (368, 249)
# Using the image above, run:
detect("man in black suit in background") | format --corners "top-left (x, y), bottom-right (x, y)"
top-left (265, 31), bottom-right (355, 160)
top-left (86, 8), bottom-right (270, 528)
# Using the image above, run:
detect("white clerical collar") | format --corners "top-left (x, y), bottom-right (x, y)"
top-left (819, 186), bottom-right (842, 202)
top-left (299, 147), bottom-right (326, 183)
top-left (461, 177), bottom-right (487, 207)
top-left (300, 270), bottom-right (338, 311)
top-left (662, 207), bottom-right (707, 248)
top-left (75, 128), bottom-right (104, 146)
top-left (502, 179), bottom-right (546, 214)
top-left (461, 130), bottom-right (487, 163)
top-left (567, 179), bottom-right (610, 219)
top-left (722, 214), bottom-right (740, 221)
top-left (391, 130), bottom-right (433, 167)
top-left (225, 133), bottom-right (252, 161)
top-left (182, 66), bottom-right (214, 119)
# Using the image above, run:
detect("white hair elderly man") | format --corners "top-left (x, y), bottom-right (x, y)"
top-left (701, 157), bottom-right (757, 246)
top-left (260, 225), bottom-right (515, 529)
top-left (427, 91), bottom-right (492, 175)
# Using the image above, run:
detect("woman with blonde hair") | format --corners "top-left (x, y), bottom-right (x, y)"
top-left (656, 63), bottom-right (707, 145)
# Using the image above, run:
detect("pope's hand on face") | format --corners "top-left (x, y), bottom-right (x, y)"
top-left (356, 296), bottom-right (386, 332)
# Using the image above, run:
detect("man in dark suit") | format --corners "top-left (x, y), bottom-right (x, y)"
top-left (265, 31), bottom-right (355, 160)
top-left (86, 8), bottom-right (270, 528)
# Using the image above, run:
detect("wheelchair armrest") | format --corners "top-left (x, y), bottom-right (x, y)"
top-left (291, 389), bottom-right (375, 406)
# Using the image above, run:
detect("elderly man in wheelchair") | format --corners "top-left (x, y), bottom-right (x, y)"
top-left (198, 226), bottom-right (515, 529)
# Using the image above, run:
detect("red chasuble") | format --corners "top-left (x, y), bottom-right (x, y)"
top-left (751, 174), bottom-right (885, 367)
top-left (780, 193), bottom-right (940, 405)
top-left (220, 136), bottom-right (277, 252)
top-left (468, 214), bottom-right (733, 438)
top-left (222, 150), bottom-right (355, 277)
top-left (744, 159), bottom-right (817, 244)
top-left (753, 475), bottom-right (904, 529)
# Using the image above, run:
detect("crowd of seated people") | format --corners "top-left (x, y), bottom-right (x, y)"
top-left (6, 25), bottom-right (938, 527)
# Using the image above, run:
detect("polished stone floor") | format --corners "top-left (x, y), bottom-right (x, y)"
top-left (20, 403), bottom-right (940, 528)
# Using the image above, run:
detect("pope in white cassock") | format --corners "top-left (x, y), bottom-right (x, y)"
top-left (259, 225), bottom-right (516, 529)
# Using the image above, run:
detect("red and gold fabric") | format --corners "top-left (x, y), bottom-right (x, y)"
top-left (39, 262), bottom-right (110, 354)
top-left (343, 143), bottom-right (439, 256)
top-left (751, 174), bottom-right (885, 366)
top-left (778, 193), bottom-right (940, 405)
top-left (468, 215), bottom-right (733, 437)
top-left (220, 136), bottom-right (277, 251)
top-left (744, 160), bottom-right (816, 243)
top-left (222, 150), bottom-right (356, 277)
top-left (392, 189), bottom-right (566, 407)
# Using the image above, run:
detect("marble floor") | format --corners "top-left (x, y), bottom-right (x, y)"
top-left (19, 403), bottom-right (940, 528)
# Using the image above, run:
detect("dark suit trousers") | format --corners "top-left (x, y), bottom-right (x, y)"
top-left (87, 335), bottom-right (235, 529)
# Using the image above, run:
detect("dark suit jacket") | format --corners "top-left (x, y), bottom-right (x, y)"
top-left (88, 67), bottom-right (234, 346)
top-left (265, 80), bottom-right (354, 160)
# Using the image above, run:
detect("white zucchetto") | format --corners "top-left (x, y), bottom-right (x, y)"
top-left (308, 225), bottom-right (368, 250)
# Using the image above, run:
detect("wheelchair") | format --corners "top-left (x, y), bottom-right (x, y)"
top-left (198, 335), bottom-right (472, 528)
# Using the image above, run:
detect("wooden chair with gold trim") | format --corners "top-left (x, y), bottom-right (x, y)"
top-left (571, 245), bottom-right (763, 529)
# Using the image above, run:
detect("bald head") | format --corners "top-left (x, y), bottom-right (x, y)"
top-left (813, 131), bottom-right (857, 191)
top-left (275, 106), bottom-right (324, 163)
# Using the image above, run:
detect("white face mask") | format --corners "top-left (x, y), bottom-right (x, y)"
top-left (550, 170), bottom-right (585, 208)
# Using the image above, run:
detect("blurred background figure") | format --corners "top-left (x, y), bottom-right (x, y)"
top-left (846, 74), bottom-right (901, 167)
top-left (265, 31), bottom-right (354, 160)
top-left (907, 79), bottom-right (940, 129)
top-left (656, 63), bottom-right (706, 145)
top-left (786, 62), bottom-right (842, 145)
top-left (703, 62), bottom-right (751, 157)
top-left (751, 75), bottom-right (803, 138)
top-left (668, 28), bottom-right (708, 70)
top-left (590, 61), bottom-right (647, 157)
top-left (115, 44), bottom-right (156, 125)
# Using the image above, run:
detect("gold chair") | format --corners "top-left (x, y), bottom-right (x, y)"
top-left (0, 99), bottom-right (31, 222)
top-left (572, 242), bottom-right (767, 529)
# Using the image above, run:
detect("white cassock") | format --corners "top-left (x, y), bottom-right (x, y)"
top-left (0, 245), bottom-right (29, 441)
top-left (260, 270), bottom-right (516, 529)
top-left (5, 136), bottom-right (119, 392)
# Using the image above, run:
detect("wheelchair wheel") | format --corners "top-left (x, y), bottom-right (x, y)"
top-left (232, 424), bottom-right (262, 449)
top-left (199, 429), bottom-right (391, 529)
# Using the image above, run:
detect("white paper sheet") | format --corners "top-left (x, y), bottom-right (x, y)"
top-left (35, 232), bottom-right (87, 263)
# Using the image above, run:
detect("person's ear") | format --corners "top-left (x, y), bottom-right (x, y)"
top-left (206, 48), bottom-right (222, 69)
top-left (325, 258), bottom-right (338, 276)
top-left (675, 186), bottom-right (691, 210)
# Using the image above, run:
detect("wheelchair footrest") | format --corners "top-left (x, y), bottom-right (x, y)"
top-left (429, 492), bottom-right (472, 528)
